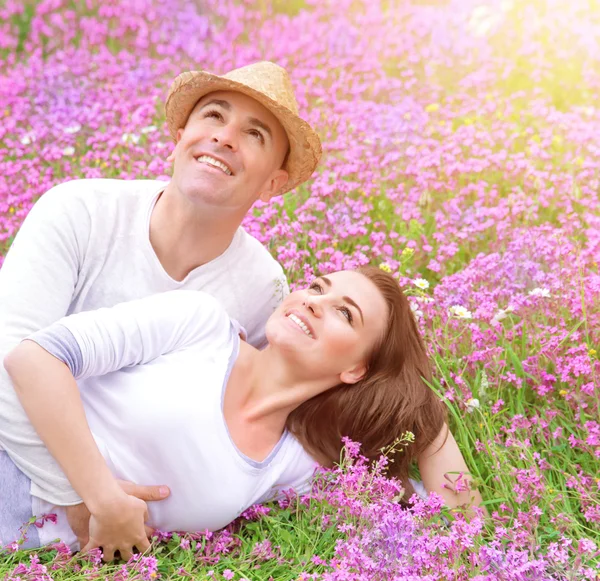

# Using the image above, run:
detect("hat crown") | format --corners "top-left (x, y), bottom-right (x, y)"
top-left (223, 61), bottom-right (299, 116)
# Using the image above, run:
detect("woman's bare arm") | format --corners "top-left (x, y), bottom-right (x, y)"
top-left (4, 341), bottom-right (150, 561)
top-left (418, 423), bottom-right (486, 515)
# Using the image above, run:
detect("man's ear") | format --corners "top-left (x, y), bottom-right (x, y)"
top-left (166, 129), bottom-right (184, 163)
top-left (258, 169), bottom-right (289, 202)
top-left (339, 364), bottom-right (367, 385)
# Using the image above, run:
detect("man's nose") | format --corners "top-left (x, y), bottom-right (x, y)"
top-left (211, 123), bottom-right (238, 151)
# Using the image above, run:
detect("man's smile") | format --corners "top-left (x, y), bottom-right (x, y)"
top-left (194, 154), bottom-right (234, 176)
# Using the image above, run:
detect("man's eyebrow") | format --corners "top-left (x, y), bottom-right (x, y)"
top-left (319, 276), bottom-right (364, 324)
top-left (198, 101), bottom-right (272, 139)
top-left (199, 99), bottom-right (231, 111)
top-left (248, 117), bottom-right (272, 139)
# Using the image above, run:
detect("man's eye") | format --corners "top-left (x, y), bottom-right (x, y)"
top-left (309, 282), bottom-right (323, 293)
top-left (249, 130), bottom-right (264, 143)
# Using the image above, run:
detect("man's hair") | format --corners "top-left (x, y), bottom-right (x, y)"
top-left (286, 266), bottom-right (447, 501)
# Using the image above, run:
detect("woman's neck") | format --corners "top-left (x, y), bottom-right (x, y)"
top-left (226, 342), bottom-right (336, 431)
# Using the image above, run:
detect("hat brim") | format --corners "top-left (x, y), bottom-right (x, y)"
top-left (165, 71), bottom-right (322, 195)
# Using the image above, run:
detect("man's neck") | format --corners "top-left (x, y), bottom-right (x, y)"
top-left (149, 183), bottom-right (242, 282)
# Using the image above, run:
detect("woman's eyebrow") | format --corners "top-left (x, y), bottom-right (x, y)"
top-left (320, 276), bottom-right (364, 324)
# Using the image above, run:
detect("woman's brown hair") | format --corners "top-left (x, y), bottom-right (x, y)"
top-left (286, 266), bottom-right (447, 501)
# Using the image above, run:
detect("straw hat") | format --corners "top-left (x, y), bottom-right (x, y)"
top-left (165, 61), bottom-right (322, 194)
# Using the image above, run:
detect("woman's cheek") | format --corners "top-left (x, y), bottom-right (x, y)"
top-left (324, 326), bottom-right (354, 357)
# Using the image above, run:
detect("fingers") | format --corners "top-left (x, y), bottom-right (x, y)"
top-left (117, 480), bottom-right (170, 502)
top-left (82, 540), bottom-right (116, 563)
top-left (136, 536), bottom-right (151, 554)
top-left (81, 540), bottom-right (95, 555)
top-left (81, 541), bottom-right (149, 563)
top-left (101, 546), bottom-right (116, 563)
top-left (145, 525), bottom-right (155, 540)
top-left (77, 533), bottom-right (90, 548)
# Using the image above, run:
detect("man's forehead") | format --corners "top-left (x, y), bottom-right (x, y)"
top-left (196, 90), bottom-right (271, 119)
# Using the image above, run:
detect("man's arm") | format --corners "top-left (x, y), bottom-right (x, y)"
top-left (0, 185), bottom-right (90, 505)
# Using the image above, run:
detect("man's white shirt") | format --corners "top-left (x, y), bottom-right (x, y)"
top-left (0, 179), bottom-right (288, 506)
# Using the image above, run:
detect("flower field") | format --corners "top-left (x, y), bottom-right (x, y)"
top-left (1, 0), bottom-right (599, 579)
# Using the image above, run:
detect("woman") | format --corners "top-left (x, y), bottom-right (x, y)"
top-left (2, 267), bottom-right (480, 560)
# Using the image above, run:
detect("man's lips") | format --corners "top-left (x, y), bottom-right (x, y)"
top-left (193, 153), bottom-right (235, 176)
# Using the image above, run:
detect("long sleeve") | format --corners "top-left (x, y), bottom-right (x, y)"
top-left (27, 290), bottom-right (230, 381)
top-left (0, 185), bottom-right (91, 505)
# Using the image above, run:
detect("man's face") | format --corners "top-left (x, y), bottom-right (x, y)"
top-left (169, 90), bottom-right (290, 212)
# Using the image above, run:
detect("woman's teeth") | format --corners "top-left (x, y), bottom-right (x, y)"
top-left (287, 313), bottom-right (313, 338)
top-left (195, 155), bottom-right (232, 176)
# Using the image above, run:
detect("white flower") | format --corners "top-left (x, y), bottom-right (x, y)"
top-left (491, 305), bottom-right (515, 324)
top-left (528, 287), bottom-right (550, 298)
top-left (20, 132), bottom-right (36, 145)
top-left (466, 398), bottom-right (480, 413)
top-left (141, 125), bottom-right (158, 134)
top-left (413, 278), bottom-right (430, 290)
top-left (449, 305), bottom-right (472, 319)
top-left (122, 133), bottom-right (140, 145)
top-left (64, 123), bottom-right (82, 134)
top-left (62, 146), bottom-right (75, 156)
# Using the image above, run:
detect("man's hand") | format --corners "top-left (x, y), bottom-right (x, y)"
top-left (66, 480), bottom-right (170, 554)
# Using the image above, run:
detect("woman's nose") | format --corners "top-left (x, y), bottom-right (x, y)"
top-left (304, 297), bottom-right (323, 317)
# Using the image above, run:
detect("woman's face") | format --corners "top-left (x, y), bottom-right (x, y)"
top-left (265, 270), bottom-right (389, 385)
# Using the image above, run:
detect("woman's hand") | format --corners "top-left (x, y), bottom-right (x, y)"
top-left (83, 490), bottom-right (150, 562)
top-left (4, 342), bottom-right (166, 561)
top-left (67, 480), bottom-right (168, 550)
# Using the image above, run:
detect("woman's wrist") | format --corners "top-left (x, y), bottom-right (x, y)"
top-left (83, 473), bottom-right (126, 514)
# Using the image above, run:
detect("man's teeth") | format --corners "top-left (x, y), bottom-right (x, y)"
top-left (287, 314), bottom-right (313, 338)
top-left (196, 155), bottom-right (232, 176)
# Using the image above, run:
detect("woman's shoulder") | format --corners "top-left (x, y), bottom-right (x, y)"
top-left (279, 433), bottom-right (321, 478)
top-left (256, 434), bottom-right (320, 503)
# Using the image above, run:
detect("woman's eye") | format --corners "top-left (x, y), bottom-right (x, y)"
top-left (339, 307), bottom-right (354, 324)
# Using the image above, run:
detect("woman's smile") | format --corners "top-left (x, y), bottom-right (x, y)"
top-left (285, 311), bottom-right (316, 339)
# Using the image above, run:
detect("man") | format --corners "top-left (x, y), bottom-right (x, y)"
top-left (0, 61), bottom-right (321, 557)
